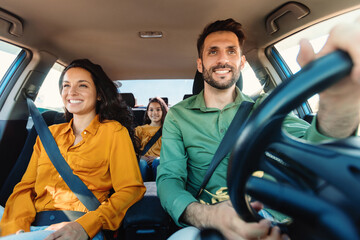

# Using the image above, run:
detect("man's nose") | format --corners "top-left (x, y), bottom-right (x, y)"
top-left (216, 50), bottom-right (230, 64)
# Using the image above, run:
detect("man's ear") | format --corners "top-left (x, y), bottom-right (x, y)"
top-left (197, 58), bottom-right (203, 73)
top-left (240, 55), bottom-right (246, 71)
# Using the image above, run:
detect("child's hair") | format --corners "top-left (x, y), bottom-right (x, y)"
top-left (143, 97), bottom-right (168, 126)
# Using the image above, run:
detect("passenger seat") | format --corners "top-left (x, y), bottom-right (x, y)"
top-left (0, 110), bottom-right (66, 205)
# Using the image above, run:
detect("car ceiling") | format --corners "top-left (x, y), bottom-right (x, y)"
top-left (0, 0), bottom-right (359, 81)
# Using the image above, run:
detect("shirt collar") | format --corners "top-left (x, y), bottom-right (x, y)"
top-left (58, 114), bottom-right (101, 136)
top-left (187, 87), bottom-right (253, 112)
top-left (84, 114), bottom-right (101, 135)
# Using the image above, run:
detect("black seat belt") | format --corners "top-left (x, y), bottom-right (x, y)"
top-left (196, 100), bottom-right (254, 198)
top-left (141, 128), bottom-right (162, 156)
top-left (26, 98), bottom-right (101, 211)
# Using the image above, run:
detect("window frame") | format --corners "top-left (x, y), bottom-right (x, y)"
top-left (265, 46), bottom-right (311, 118)
top-left (0, 43), bottom-right (31, 111)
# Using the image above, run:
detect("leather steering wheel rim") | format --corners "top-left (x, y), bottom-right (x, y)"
top-left (227, 50), bottom-right (360, 239)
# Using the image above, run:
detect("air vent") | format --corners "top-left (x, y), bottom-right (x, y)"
top-left (139, 31), bottom-right (163, 38)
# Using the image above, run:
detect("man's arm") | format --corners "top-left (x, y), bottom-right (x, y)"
top-left (297, 18), bottom-right (360, 138)
top-left (182, 201), bottom-right (283, 240)
top-left (156, 109), bottom-right (198, 226)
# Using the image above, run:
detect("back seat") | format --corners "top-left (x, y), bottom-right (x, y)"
top-left (120, 92), bottom-right (146, 127)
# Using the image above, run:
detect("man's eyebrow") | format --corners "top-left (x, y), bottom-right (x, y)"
top-left (207, 45), bottom-right (238, 50)
top-left (207, 46), bottom-right (219, 50)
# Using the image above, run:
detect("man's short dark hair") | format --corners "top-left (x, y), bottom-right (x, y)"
top-left (197, 18), bottom-right (246, 58)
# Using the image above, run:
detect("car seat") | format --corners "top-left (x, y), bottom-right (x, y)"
top-left (0, 110), bottom-right (66, 206)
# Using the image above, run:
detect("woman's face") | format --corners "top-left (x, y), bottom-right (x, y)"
top-left (61, 67), bottom-right (98, 119)
top-left (147, 102), bottom-right (162, 124)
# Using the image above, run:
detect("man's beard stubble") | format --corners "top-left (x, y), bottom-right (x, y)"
top-left (202, 63), bottom-right (240, 90)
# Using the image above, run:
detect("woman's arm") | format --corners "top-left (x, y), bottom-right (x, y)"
top-left (0, 137), bottom-right (41, 236)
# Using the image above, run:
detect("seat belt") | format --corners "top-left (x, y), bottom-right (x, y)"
top-left (141, 128), bottom-right (162, 156)
top-left (196, 100), bottom-right (254, 198)
top-left (26, 98), bottom-right (101, 211)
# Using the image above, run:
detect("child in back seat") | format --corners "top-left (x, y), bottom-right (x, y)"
top-left (135, 97), bottom-right (168, 181)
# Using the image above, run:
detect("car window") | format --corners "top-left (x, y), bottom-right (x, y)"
top-left (35, 62), bottom-right (65, 112)
top-left (0, 40), bottom-right (22, 96)
top-left (274, 9), bottom-right (360, 112)
top-left (118, 62), bottom-right (262, 107)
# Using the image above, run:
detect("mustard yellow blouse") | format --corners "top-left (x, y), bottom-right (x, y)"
top-left (135, 124), bottom-right (162, 157)
top-left (0, 115), bottom-right (146, 238)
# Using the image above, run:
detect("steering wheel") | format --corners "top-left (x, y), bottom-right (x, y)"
top-left (227, 50), bottom-right (360, 240)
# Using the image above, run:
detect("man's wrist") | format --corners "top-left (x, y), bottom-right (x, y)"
top-left (181, 202), bottom-right (213, 229)
top-left (317, 110), bottom-right (359, 138)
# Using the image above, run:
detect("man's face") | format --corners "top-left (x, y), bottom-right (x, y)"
top-left (197, 31), bottom-right (246, 90)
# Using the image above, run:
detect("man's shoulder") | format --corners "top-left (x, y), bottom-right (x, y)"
top-left (173, 94), bottom-right (201, 111)
top-left (164, 95), bottom-right (199, 127)
top-left (173, 94), bottom-right (198, 109)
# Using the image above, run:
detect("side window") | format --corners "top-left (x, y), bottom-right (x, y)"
top-left (273, 9), bottom-right (360, 113)
top-left (242, 62), bottom-right (262, 96)
top-left (34, 62), bottom-right (65, 112)
top-left (0, 40), bottom-right (23, 96)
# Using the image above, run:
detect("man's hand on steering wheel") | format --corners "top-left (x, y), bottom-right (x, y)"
top-left (297, 17), bottom-right (360, 139)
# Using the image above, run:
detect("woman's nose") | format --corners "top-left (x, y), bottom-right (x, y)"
top-left (69, 86), bottom-right (77, 95)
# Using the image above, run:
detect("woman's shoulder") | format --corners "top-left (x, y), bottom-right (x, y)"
top-left (48, 122), bottom-right (71, 135)
top-left (101, 119), bottom-right (125, 130)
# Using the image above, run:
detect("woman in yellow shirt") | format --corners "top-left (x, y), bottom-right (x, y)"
top-left (135, 97), bottom-right (168, 181)
top-left (0, 59), bottom-right (145, 240)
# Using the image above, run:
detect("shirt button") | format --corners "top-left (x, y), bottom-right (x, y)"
top-left (220, 129), bottom-right (224, 133)
top-left (84, 131), bottom-right (87, 134)
top-left (58, 175), bottom-right (62, 178)
top-left (49, 215), bottom-right (55, 221)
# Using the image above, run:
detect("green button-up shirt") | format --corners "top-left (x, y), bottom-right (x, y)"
top-left (156, 87), bottom-right (332, 226)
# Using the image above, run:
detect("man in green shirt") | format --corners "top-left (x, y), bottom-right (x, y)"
top-left (156, 18), bottom-right (360, 240)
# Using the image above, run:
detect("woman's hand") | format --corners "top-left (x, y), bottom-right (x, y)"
top-left (141, 155), bottom-right (157, 165)
top-left (44, 222), bottom-right (89, 240)
top-left (15, 229), bottom-right (25, 234)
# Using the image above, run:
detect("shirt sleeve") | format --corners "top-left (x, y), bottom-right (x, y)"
top-left (156, 109), bottom-right (198, 227)
top-left (76, 126), bottom-right (146, 238)
top-left (135, 125), bottom-right (142, 140)
top-left (254, 94), bottom-right (334, 142)
top-left (0, 137), bottom-right (40, 236)
top-left (282, 112), bottom-right (336, 142)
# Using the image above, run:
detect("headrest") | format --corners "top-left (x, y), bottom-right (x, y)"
top-left (120, 93), bottom-right (135, 108)
top-left (183, 94), bottom-right (193, 100)
top-left (193, 70), bottom-right (243, 95)
top-left (161, 97), bottom-right (168, 106)
top-left (148, 97), bottom-right (168, 106)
